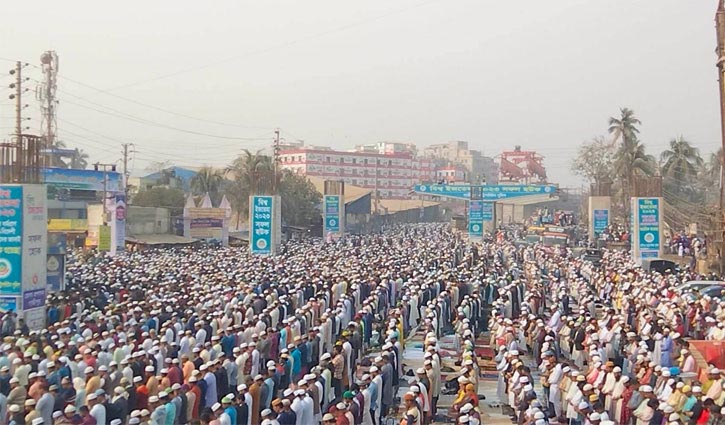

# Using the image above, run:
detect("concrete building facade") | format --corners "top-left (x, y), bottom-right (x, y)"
top-left (280, 147), bottom-right (435, 199)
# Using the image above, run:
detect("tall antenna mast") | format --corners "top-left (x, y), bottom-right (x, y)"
top-left (38, 51), bottom-right (59, 168)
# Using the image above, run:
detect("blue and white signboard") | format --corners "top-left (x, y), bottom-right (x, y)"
top-left (637, 198), bottom-right (660, 259)
top-left (593, 209), bottom-right (609, 234)
top-left (468, 200), bottom-right (484, 238)
top-left (42, 167), bottom-right (122, 192)
top-left (0, 186), bottom-right (23, 296)
top-left (414, 184), bottom-right (557, 200)
top-left (324, 195), bottom-right (341, 234)
top-left (250, 196), bottom-right (273, 255)
top-left (481, 202), bottom-right (494, 222)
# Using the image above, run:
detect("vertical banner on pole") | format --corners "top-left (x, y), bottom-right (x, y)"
top-left (632, 197), bottom-right (662, 263)
top-left (114, 194), bottom-right (126, 253)
top-left (324, 195), bottom-right (342, 238)
top-left (19, 185), bottom-right (47, 330)
top-left (0, 186), bottom-right (23, 297)
top-left (250, 195), bottom-right (273, 255)
top-left (468, 200), bottom-right (484, 238)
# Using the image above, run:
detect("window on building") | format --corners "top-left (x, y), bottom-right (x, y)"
top-left (326, 156), bottom-right (331, 162)
top-left (352, 158), bottom-right (356, 164)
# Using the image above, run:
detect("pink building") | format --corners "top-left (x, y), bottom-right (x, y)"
top-left (280, 147), bottom-right (435, 199)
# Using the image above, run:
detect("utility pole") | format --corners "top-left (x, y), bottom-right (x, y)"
top-left (273, 129), bottom-right (280, 194)
top-left (121, 143), bottom-right (134, 199)
top-left (14, 62), bottom-right (21, 143)
top-left (94, 162), bottom-right (117, 222)
top-left (716, 0), bottom-right (725, 270)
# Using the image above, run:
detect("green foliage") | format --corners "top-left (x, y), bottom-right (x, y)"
top-left (224, 150), bottom-right (273, 227)
top-left (223, 150), bottom-right (322, 228)
top-left (278, 171), bottom-right (322, 226)
top-left (571, 136), bottom-right (615, 185)
top-left (190, 166), bottom-right (224, 205)
top-left (132, 187), bottom-right (186, 216)
top-left (660, 136), bottom-right (703, 183)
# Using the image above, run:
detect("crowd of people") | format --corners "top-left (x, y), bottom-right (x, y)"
top-left (0, 225), bottom-right (497, 425)
top-left (492, 244), bottom-right (725, 425)
top-left (0, 223), bottom-right (721, 425)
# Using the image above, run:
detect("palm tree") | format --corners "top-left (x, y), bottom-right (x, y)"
top-left (608, 108), bottom-right (641, 146)
top-left (613, 136), bottom-right (656, 218)
top-left (190, 166), bottom-right (224, 196)
top-left (224, 150), bottom-right (274, 227)
top-left (68, 148), bottom-right (89, 169)
top-left (660, 136), bottom-right (703, 183)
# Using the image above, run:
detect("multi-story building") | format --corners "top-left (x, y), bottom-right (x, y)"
top-left (436, 164), bottom-right (468, 183)
top-left (354, 141), bottom-right (417, 156)
top-left (423, 140), bottom-right (497, 184)
top-left (280, 145), bottom-right (435, 199)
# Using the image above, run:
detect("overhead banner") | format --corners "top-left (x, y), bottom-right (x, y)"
top-left (250, 196), bottom-right (273, 255)
top-left (414, 184), bottom-right (556, 200)
top-left (0, 186), bottom-right (23, 296)
top-left (324, 195), bottom-right (342, 234)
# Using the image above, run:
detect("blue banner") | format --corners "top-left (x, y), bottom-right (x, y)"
top-left (481, 202), bottom-right (494, 222)
top-left (638, 198), bottom-right (660, 257)
top-left (324, 195), bottom-right (341, 233)
top-left (468, 200), bottom-right (484, 237)
top-left (413, 184), bottom-right (556, 200)
top-left (593, 209), bottom-right (608, 234)
top-left (0, 186), bottom-right (22, 296)
top-left (0, 297), bottom-right (17, 313)
top-left (251, 196), bottom-right (273, 255)
top-left (42, 167), bottom-right (122, 192)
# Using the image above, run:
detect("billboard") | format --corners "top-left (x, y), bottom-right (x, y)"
top-left (43, 167), bottom-right (122, 192)
top-left (187, 208), bottom-right (225, 241)
top-left (414, 184), bottom-right (556, 200)
top-left (250, 196), bottom-right (273, 255)
top-left (0, 186), bottom-right (23, 296)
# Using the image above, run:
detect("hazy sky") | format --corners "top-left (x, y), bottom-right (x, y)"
top-left (1, 0), bottom-right (721, 185)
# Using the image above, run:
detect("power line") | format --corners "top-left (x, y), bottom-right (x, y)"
top-left (53, 73), bottom-right (273, 130)
top-left (102, 0), bottom-right (445, 92)
top-left (58, 93), bottom-right (275, 141)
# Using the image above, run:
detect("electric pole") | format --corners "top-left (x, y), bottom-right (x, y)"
top-left (121, 143), bottom-right (135, 199)
top-left (14, 62), bottom-right (21, 142)
top-left (273, 129), bottom-right (280, 194)
top-left (716, 0), bottom-right (725, 270)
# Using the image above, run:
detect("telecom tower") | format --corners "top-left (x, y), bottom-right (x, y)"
top-left (37, 50), bottom-right (59, 167)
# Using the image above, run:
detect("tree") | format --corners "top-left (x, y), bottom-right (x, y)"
top-left (613, 136), bottom-right (656, 216)
top-left (132, 187), bottom-right (186, 217)
top-left (608, 108), bottom-right (641, 146)
top-left (571, 136), bottom-right (615, 185)
top-left (190, 166), bottom-right (224, 205)
top-left (660, 136), bottom-right (703, 183)
top-left (49, 140), bottom-right (69, 168)
top-left (607, 108), bottom-right (656, 218)
top-left (278, 171), bottom-right (322, 227)
top-left (224, 150), bottom-right (273, 227)
top-left (68, 148), bottom-right (89, 169)
top-left (145, 161), bottom-right (171, 174)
